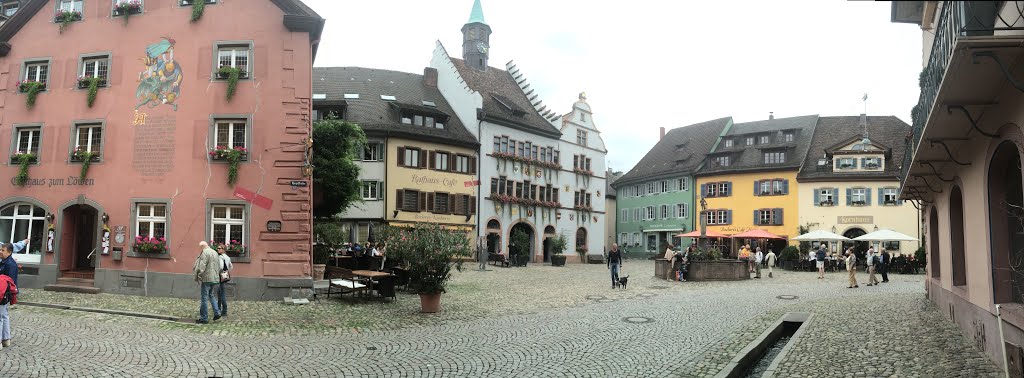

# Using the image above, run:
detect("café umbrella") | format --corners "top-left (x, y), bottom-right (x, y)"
top-left (792, 230), bottom-right (851, 241)
top-left (675, 229), bottom-right (731, 238)
top-left (852, 229), bottom-right (918, 242)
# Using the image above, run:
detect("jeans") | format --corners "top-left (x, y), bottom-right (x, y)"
top-left (217, 283), bottom-right (228, 316)
top-left (610, 263), bottom-right (620, 287)
top-left (0, 303), bottom-right (9, 341)
top-left (199, 282), bottom-right (220, 322)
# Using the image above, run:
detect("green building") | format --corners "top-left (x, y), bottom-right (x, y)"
top-left (613, 118), bottom-right (731, 256)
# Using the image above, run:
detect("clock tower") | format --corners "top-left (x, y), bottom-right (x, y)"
top-left (461, 0), bottom-right (491, 71)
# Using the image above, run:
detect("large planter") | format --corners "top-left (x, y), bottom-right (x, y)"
top-left (312, 263), bottom-right (326, 281)
top-left (419, 293), bottom-right (442, 313)
top-left (551, 254), bottom-right (566, 266)
top-left (654, 258), bottom-right (672, 279)
top-left (688, 260), bottom-right (750, 281)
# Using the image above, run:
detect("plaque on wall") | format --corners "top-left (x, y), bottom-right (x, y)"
top-left (267, 221), bottom-right (283, 232)
top-left (113, 225), bottom-right (127, 246)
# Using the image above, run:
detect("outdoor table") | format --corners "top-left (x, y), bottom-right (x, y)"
top-left (352, 270), bottom-right (393, 300)
top-left (331, 255), bottom-right (353, 267)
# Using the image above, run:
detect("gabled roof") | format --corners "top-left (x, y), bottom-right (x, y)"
top-left (0, 0), bottom-right (325, 58)
top-left (615, 117), bottom-right (731, 187)
top-left (449, 58), bottom-right (562, 138)
top-left (822, 134), bottom-right (891, 154)
top-left (312, 67), bottom-right (478, 148)
top-left (697, 115), bottom-right (818, 176)
top-left (797, 116), bottom-right (911, 181)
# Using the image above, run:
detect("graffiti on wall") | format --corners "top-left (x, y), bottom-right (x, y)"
top-left (136, 38), bottom-right (182, 111)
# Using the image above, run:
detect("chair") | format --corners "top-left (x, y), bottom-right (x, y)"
top-left (329, 268), bottom-right (369, 299)
top-left (374, 276), bottom-right (397, 302)
top-left (390, 267), bottom-right (410, 291)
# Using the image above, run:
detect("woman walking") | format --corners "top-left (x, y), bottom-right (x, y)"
top-left (845, 248), bottom-right (859, 288)
top-left (216, 245), bottom-right (233, 318)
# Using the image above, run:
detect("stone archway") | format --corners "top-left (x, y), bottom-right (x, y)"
top-left (508, 222), bottom-right (535, 266)
top-left (842, 227), bottom-right (868, 257)
top-left (542, 225), bottom-right (555, 262)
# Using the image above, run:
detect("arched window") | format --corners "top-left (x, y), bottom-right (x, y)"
top-left (575, 227), bottom-right (587, 253)
top-left (950, 186), bottom-right (966, 287)
top-left (989, 142), bottom-right (1024, 303)
top-left (0, 203), bottom-right (46, 263)
top-left (486, 219), bottom-right (500, 230)
top-left (929, 207), bottom-right (940, 279)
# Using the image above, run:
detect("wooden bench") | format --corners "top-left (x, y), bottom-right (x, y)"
top-left (586, 255), bottom-right (604, 264)
top-left (488, 253), bottom-right (510, 267)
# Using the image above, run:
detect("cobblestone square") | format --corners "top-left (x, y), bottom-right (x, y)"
top-left (2, 261), bottom-right (1002, 377)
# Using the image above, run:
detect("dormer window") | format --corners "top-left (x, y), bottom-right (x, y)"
top-left (784, 133), bottom-right (794, 142)
top-left (714, 155), bottom-right (730, 167)
top-left (837, 158), bottom-right (856, 170)
top-left (401, 111), bottom-right (446, 129)
top-left (763, 150), bottom-right (785, 164)
top-left (724, 139), bottom-right (733, 148)
top-left (746, 137), bottom-right (754, 146)
top-left (759, 135), bottom-right (770, 144)
top-left (380, 95), bottom-right (396, 101)
top-left (313, 105), bottom-right (345, 121)
top-left (862, 157), bottom-right (882, 169)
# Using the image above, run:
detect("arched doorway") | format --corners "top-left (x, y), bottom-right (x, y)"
top-left (950, 186), bottom-right (966, 286)
top-left (842, 227), bottom-right (868, 260)
top-left (508, 222), bottom-right (534, 265)
top-left (60, 204), bottom-right (100, 278)
top-left (989, 141), bottom-right (1024, 303)
top-left (542, 225), bottom-right (555, 262)
top-left (0, 202), bottom-right (46, 264)
top-left (575, 227), bottom-right (588, 255)
top-left (929, 208), bottom-right (941, 279)
top-left (486, 219), bottom-right (501, 255)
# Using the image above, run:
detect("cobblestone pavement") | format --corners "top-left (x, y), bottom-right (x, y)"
top-left (2, 262), bottom-right (1003, 377)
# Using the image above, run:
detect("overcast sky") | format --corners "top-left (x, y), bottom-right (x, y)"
top-left (303, 0), bottom-right (922, 174)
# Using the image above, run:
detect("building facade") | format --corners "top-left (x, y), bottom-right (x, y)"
top-left (614, 120), bottom-right (730, 255)
top-left (796, 115), bottom-right (918, 255)
top-left (432, 1), bottom-right (608, 262)
top-left (312, 67), bottom-right (479, 238)
top-left (604, 169), bottom-right (622, 251)
top-left (0, 0), bottom-right (324, 299)
top-left (892, 1), bottom-right (1024, 368)
top-left (695, 115), bottom-right (818, 254)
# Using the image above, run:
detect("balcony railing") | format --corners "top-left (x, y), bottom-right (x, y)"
top-left (903, 1), bottom-right (1023, 183)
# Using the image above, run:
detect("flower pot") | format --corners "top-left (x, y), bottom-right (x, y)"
top-left (419, 293), bottom-right (442, 313)
top-left (551, 254), bottom-right (566, 266)
top-left (312, 263), bottom-right (326, 281)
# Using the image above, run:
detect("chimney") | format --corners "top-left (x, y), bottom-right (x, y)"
top-left (660, 127), bottom-right (666, 140)
top-left (423, 67), bottom-right (438, 87)
top-left (769, 112), bottom-right (774, 120)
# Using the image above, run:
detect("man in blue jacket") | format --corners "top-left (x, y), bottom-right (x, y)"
top-left (0, 238), bottom-right (27, 350)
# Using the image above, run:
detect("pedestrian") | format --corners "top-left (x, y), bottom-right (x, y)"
top-left (754, 247), bottom-right (763, 278)
top-left (879, 247), bottom-right (891, 283)
top-left (216, 245), bottom-right (233, 318)
top-left (739, 245), bottom-right (752, 273)
top-left (607, 243), bottom-right (623, 288)
top-left (193, 241), bottom-right (221, 324)
top-left (679, 245), bottom-right (692, 282)
top-left (664, 244), bottom-right (676, 281)
top-left (0, 239), bottom-right (26, 350)
top-left (846, 248), bottom-right (859, 288)
top-left (765, 249), bottom-right (777, 278)
top-left (816, 244), bottom-right (827, 279)
top-left (866, 246), bottom-right (879, 286)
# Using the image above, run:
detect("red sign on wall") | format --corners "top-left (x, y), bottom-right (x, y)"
top-left (233, 187), bottom-right (274, 210)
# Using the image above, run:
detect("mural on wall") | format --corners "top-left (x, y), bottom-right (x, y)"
top-left (136, 38), bottom-right (182, 111)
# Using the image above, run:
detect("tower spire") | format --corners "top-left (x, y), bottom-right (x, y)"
top-left (468, 0), bottom-right (486, 24)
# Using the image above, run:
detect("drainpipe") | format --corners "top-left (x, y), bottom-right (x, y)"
top-left (997, 304), bottom-right (1011, 378)
top-left (477, 120), bottom-right (483, 257)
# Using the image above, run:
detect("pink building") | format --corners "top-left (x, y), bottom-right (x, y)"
top-left (0, 0), bottom-right (323, 300)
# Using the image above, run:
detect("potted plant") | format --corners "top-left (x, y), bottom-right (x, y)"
top-left (211, 239), bottom-right (247, 257)
top-left (312, 223), bottom-right (344, 281)
top-left (77, 76), bottom-right (104, 107)
top-left (550, 234), bottom-right (567, 266)
top-left (216, 65), bottom-right (246, 101)
top-left (509, 228), bottom-right (531, 267)
top-left (70, 147), bottom-right (99, 180)
top-left (113, 0), bottom-right (142, 19)
top-left (133, 236), bottom-right (167, 254)
top-left (17, 80), bottom-right (45, 108)
top-left (379, 223), bottom-right (470, 313)
top-left (208, 145), bottom-right (247, 185)
top-left (11, 151), bottom-right (37, 186)
top-left (54, 9), bottom-right (82, 33)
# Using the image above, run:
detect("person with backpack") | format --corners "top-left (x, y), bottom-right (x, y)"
top-left (0, 240), bottom-right (26, 350)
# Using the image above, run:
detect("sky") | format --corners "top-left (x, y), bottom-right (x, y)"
top-left (302, 0), bottom-right (923, 174)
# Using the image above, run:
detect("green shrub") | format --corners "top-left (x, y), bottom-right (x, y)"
top-left (780, 246), bottom-right (801, 261)
top-left (916, 245), bottom-right (926, 264)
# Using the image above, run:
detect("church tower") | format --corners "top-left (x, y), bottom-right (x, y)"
top-left (461, 0), bottom-right (491, 71)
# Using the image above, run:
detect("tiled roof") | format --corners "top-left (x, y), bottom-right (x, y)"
top-left (615, 117), bottom-right (732, 187)
top-left (312, 67), bottom-right (478, 147)
top-left (449, 58), bottom-right (562, 137)
top-left (605, 171), bottom-right (624, 198)
top-left (797, 116), bottom-right (911, 181)
top-left (697, 115), bottom-right (818, 176)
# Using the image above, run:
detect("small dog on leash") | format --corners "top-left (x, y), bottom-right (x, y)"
top-left (616, 275), bottom-right (629, 289)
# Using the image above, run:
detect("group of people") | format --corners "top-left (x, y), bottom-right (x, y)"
top-left (0, 238), bottom-right (28, 350)
top-left (191, 241), bottom-right (234, 324)
top-left (341, 242), bottom-right (386, 258)
top-left (834, 244), bottom-right (891, 288)
top-left (738, 244), bottom-right (778, 279)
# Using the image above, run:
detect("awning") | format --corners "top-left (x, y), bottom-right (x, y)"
top-left (643, 228), bottom-right (684, 233)
top-left (676, 230), bottom-right (730, 238)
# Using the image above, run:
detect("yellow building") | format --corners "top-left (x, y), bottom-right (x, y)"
top-left (694, 114), bottom-right (818, 255)
top-left (386, 137), bottom-right (478, 233)
top-left (796, 116), bottom-right (918, 255)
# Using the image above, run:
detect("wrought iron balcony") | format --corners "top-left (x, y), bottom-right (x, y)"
top-left (902, 1), bottom-right (1024, 184)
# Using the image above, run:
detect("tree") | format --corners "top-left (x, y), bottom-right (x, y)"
top-left (312, 115), bottom-right (366, 218)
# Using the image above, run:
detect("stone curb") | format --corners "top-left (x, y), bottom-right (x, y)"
top-left (17, 301), bottom-right (192, 324)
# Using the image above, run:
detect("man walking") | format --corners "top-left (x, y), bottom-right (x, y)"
top-left (879, 247), bottom-right (890, 283)
top-left (0, 239), bottom-right (26, 350)
top-left (866, 246), bottom-right (880, 286)
top-left (607, 243), bottom-right (622, 288)
top-left (193, 241), bottom-right (221, 324)
top-left (846, 248), bottom-right (859, 288)
top-left (754, 247), bottom-right (764, 279)
top-left (765, 249), bottom-right (777, 278)
top-left (816, 244), bottom-right (827, 279)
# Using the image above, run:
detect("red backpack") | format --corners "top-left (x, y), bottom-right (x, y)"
top-left (0, 275), bottom-right (17, 305)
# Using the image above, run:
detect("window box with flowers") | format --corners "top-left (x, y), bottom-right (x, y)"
top-left (852, 200), bottom-right (867, 206)
top-left (884, 200), bottom-right (900, 206)
top-left (70, 147), bottom-right (100, 180)
top-left (77, 76), bottom-right (105, 107)
top-left (573, 168), bottom-right (593, 176)
top-left (17, 80), bottom-right (45, 108)
top-left (216, 66), bottom-right (247, 101)
top-left (489, 152), bottom-right (562, 172)
top-left (112, 1), bottom-right (143, 17)
top-left (11, 152), bottom-right (37, 186)
top-left (211, 240), bottom-right (247, 258)
top-left (819, 200), bottom-right (834, 207)
top-left (574, 205), bottom-right (593, 213)
top-left (864, 162), bottom-right (880, 169)
top-left (208, 146), bottom-right (247, 185)
top-left (54, 10), bottom-right (82, 33)
top-left (133, 236), bottom-right (167, 254)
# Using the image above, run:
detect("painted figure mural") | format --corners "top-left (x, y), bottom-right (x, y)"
top-left (136, 38), bottom-right (182, 111)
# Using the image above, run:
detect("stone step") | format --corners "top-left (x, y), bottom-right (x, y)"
top-left (57, 277), bottom-right (95, 286)
top-left (43, 284), bottom-right (101, 294)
